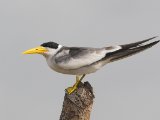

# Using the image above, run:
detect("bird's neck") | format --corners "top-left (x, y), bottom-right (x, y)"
top-left (43, 44), bottom-right (63, 58)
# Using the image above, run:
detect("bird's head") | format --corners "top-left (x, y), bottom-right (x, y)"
top-left (23, 42), bottom-right (62, 57)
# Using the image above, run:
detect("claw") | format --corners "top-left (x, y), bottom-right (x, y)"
top-left (66, 74), bottom-right (86, 94)
top-left (66, 86), bottom-right (77, 94)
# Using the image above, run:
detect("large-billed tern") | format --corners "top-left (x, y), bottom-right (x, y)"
top-left (23, 37), bottom-right (159, 94)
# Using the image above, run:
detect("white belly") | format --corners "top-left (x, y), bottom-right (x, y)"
top-left (46, 57), bottom-right (108, 75)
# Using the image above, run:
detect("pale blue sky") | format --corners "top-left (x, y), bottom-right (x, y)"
top-left (0, 0), bottom-right (160, 120)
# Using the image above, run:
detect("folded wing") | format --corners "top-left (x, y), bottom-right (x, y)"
top-left (55, 37), bottom-right (159, 69)
top-left (55, 47), bottom-right (108, 69)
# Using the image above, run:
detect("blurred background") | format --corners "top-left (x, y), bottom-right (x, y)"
top-left (0, 0), bottom-right (160, 120)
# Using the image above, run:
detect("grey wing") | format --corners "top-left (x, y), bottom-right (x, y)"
top-left (54, 47), bottom-right (108, 69)
top-left (55, 37), bottom-right (159, 70)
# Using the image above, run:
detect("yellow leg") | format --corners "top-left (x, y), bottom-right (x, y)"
top-left (66, 74), bottom-right (86, 94)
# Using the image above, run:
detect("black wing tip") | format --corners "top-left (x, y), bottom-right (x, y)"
top-left (141, 36), bottom-right (158, 43)
top-left (149, 36), bottom-right (158, 39)
top-left (120, 36), bottom-right (159, 49)
top-left (109, 40), bottom-right (159, 62)
top-left (141, 40), bottom-right (160, 49)
top-left (151, 40), bottom-right (160, 45)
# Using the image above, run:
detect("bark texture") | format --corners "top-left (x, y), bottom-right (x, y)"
top-left (60, 82), bottom-right (95, 120)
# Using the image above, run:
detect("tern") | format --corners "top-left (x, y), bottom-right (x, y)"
top-left (23, 37), bottom-right (159, 94)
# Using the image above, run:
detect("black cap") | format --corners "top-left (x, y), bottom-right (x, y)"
top-left (41, 42), bottom-right (59, 49)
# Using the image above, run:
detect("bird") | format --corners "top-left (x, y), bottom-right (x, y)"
top-left (23, 37), bottom-right (159, 94)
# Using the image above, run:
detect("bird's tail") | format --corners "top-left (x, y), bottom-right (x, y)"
top-left (105, 36), bottom-right (159, 62)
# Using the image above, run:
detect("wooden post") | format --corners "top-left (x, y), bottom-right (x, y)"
top-left (60, 82), bottom-right (95, 120)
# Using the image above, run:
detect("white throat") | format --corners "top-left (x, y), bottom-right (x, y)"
top-left (43, 44), bottom-right (63, 58)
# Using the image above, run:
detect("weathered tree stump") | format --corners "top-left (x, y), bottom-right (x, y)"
top-left (60, 82), bottom-right (95, 120)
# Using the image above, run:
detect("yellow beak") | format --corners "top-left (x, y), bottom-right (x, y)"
top-left (22, 46), bottom-right (48, 54)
